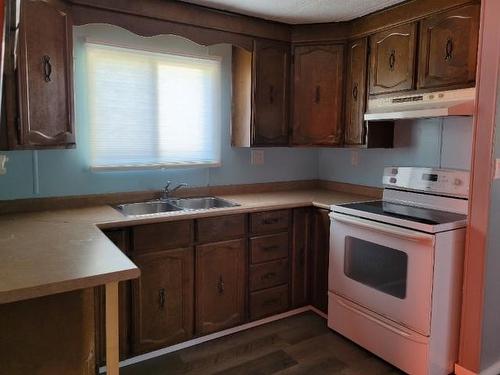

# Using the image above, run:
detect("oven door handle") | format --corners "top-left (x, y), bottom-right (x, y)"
top-left (331, 213), bottom-right (435, 244)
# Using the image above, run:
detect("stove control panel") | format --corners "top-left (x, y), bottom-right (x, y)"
top-left (383, 167), bottom-right (469, 198)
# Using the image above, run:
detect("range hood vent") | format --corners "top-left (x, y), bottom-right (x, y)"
top-left (364, 87), bottom-right (476, 121)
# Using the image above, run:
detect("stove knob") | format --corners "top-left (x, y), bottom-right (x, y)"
top-left (454, 178), bottom-right (462, 186)
top-left (390, 177), bottom-right (397, 184)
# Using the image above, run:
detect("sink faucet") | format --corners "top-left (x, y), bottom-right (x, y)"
top-left (161, 181), bottom-right (188, 200)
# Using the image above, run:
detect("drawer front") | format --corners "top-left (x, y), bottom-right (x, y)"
top-left (249, 259), bottom-right (289, 291)
top-left (132, 220), bottom-right (193, 253)
top-left (250, 285), bottom-right (289, 320)
top-left (250, 210), bottom-right (290, 234)
top-left (196, 214), bottom-right (246, 243)
top-left (250, 233), bottom-right (289, 264)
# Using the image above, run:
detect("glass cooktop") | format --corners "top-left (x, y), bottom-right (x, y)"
top-left (337, 200), bottom-right (467, 226)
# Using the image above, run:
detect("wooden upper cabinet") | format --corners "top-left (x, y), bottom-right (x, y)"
top-left (345, 38), bottom-right (368, 146)
top-left (369, 23), bottom-right (417, 95)
top-left (418, 4), bottom-right (480, 90)
top-left (17, 0), bottom-right (75, 148)
top-left (196, 239), bottom-right (246, 335)
top-left (292, 44), bottom-right (344, 146)
top-left (131, 248), bottom-right (194, 355)
top-left (252, 40), bottom-right (290, 146)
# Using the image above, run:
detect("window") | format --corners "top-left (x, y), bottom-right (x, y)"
top-left (85, 42), bottom-right (221, 170)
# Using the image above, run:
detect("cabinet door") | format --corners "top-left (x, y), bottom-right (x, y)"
top-left (345, 38), bottom-right (369, 146)
top-left (369, 23), bottom-right (417, 95)
top-left (131, 248), bottom-right (194, 355)
top-left (292, 44), bottom-right (344, 146)
top-left (291, 208), bottom-right (311, 308)
top-left (252, 40), bottom-right (289, 146)
top-left (196, 239), bottom-right (246, 335)
top-left (418, 4), bottom-right (480, 90)
top-left (310, 209), bottom-right (330, 314)
top-left (17, 0), bottom-right (75, 147)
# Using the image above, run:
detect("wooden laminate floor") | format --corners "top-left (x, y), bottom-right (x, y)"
top-left (118, 312), bottom-right (404, 375)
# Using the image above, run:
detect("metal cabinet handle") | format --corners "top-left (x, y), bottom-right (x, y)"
top-left (352, 84), bottom-right (358, 101)
top-left (269, 85), bottom-right (275, 104)
top-left (315, 86), bottom-right (321, 104)
top-left (389, 49), bottom-right (396, 71)
top-left (217, 275), bottom-right (225, 295)
top-left (445, 38), bottom-right (454, 62)
top-left (331, 212), bottom-right (435, 244)
top-left (261, 272), bottom-right (277, 280)
top-left (43, 55), bottom-right (52, 82)
top-left (158, 288), bottom-right (166, 309)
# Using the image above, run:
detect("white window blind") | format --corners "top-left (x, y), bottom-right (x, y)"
top-left (85, 42), bottom-right (221, 171)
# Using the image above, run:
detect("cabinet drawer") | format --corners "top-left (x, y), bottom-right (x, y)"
top-left (132, 220), bottom-right (193, 253)
top-left (250, 285), bottom-right (289, 320)
top-left (196, 214), bottom-right (246, 243)
top-left (250, 233), bottom-right (289, 264)
top-left (249, 259), bottom-right (289, 291)
top-left (250, 210), bottom-right (290, 234)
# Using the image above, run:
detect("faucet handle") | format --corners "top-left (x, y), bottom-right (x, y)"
top-left (164, 181), bottom-right (172, 190)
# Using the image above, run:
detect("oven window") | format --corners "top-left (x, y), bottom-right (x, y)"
top-left (344, 237), bottom-right (408, 299)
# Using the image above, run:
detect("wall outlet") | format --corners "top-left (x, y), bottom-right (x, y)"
top-left (495, 159), bottom-right (500, 179)
top-left (351, 151), bottom-right (359, 167)
top-left (0, 155), bottom-right (8, 175)
top-left (251, 149), bottom-right (265, 165)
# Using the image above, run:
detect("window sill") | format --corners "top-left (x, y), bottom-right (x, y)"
top-left (90, 162), bottom-right (221, 172)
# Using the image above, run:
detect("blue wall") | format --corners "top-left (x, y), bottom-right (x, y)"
top-left (0, 25), bottom-right (473, 201)
top-left (0, 27), bottom-right (318, 200)
top-left (318, 117), bottom-right (473, 187)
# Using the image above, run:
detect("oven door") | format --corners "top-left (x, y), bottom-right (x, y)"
top-left (329, 212), bottom-right (435, 335)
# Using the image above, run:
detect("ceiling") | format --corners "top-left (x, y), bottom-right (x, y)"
top-left (180, 0), bottom-right (407, 24)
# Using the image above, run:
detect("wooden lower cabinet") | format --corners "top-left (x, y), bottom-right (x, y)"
top-left (97, 208), bottom-right (331, 361)
top-left (250, 285), bottom-right (289, 321)
top-left (196, 239), bottom-right (247, 335)
top-left (0, 289), bottom-right (95, 375)
top-left (310, 209), bottom-right (331, 314)
top-left (131, 248), bottom-right (194, 355)
top-left (291, 208), bottom-right (311, 308)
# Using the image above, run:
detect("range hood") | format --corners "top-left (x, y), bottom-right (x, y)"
top-left (364, 87), bottom-right (476, 121)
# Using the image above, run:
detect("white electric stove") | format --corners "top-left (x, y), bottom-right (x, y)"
top-left (328, 167), bottom-right (469, 375)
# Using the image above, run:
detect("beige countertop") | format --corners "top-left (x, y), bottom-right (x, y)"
top-left (0, 188), bottom-right (373, 304)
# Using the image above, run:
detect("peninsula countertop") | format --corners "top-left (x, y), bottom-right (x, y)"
top-left (0, 188), bottom-right (375, 304)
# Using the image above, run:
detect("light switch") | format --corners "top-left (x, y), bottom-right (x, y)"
top-left (495, 159), bottom-right (500, 179)
top-left (0, 155), bottom-right (8, 175)
top-left (251, 149), bottom-right (265, 165)
top-left (351, 151), bottom-right (359, 167)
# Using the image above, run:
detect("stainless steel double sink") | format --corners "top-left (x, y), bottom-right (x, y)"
top-left (115, 197), bottom-right (240, 217)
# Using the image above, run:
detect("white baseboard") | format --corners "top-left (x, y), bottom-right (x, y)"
top-left (99, 305), bottom-right (318, 373)
top-left (309, 306), bottom-right (327, 319)
top-left (481, 359), bottom-right (500, 375)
